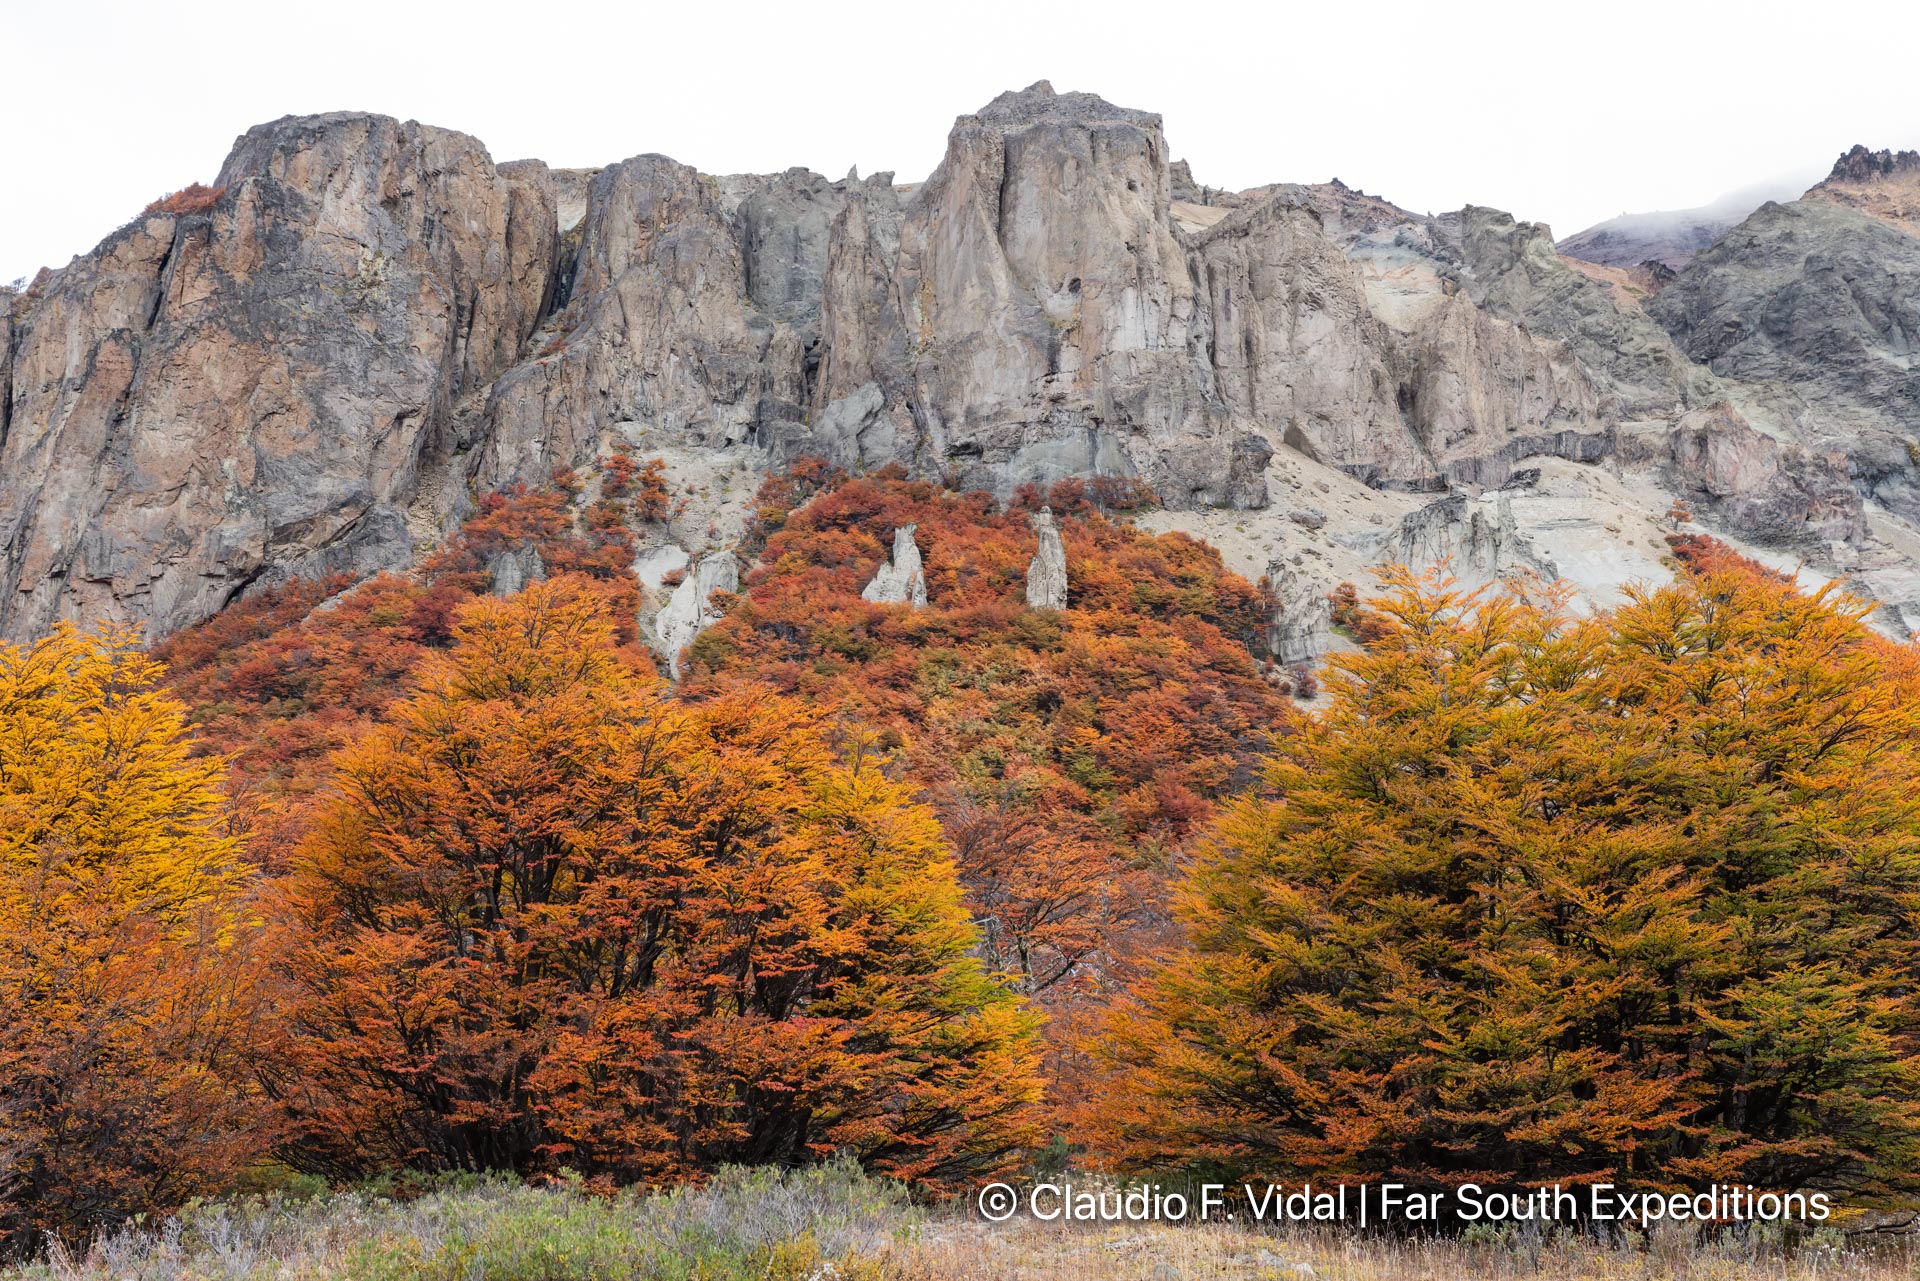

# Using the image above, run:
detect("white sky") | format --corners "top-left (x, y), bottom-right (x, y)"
top-left (4, 0), bottom-right (1917, 286)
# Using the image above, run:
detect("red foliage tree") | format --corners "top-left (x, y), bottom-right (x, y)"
top-left (271, 580), bottom-right (1041, 1187)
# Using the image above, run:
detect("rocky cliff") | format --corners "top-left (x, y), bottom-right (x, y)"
top-left (7, 92), bottom-right (1920, 656)
top-left (1804, 145), bottom-right (1920, 236)
top-left (1649, 198), bottom-right (1920, 522)
top-left (0, 115), bottom-right (554, 639)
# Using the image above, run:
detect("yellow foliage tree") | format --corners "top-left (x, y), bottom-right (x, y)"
top-left (0, 627), bottom-right (267, 1257)
top-left (1092, 566), bottom-right (1920, 1200)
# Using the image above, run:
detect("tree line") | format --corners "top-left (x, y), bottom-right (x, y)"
top-left (2, 467), bottom-right (1915, 1256)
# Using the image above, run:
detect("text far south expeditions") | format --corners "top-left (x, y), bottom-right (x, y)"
top-left (1022, 1183), bottom-right (1833, 1227)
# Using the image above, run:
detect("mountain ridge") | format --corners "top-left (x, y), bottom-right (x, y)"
top-left (6, 87), bottom-right (1920, 661)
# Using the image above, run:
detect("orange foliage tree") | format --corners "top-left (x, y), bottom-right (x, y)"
top-left (271, 579), bottom-right (1041, 1188)
top-left (154, 479), bottom-right (651, 863)
top-left (1094, 566), bottom-right (1920, 1199)
top-left (0, 628), bottom-right (270, 1257)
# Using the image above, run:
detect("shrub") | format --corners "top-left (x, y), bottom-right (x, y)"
top-left (142, 183), bottom-right (225, 217)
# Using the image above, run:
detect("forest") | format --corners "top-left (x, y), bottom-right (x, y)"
top-left (2, 462), bottom-right (1917, 1271)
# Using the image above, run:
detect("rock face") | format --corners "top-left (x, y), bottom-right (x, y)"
top-left (11, 91), bottom-right (1920, 650)
top-left (1025, 507), bottom-right (1069, 609)
top-left (861, 524), bottom-right (928, 607)
top-left (0, 113), bottom-right (555, 640)
top-left (473, 159), bottom-right (879, 489)
top-left (799, 83), bottom-right (1267, 507)
top-left (487, 543), bottom-right (547, 597)
top-left (1436, 207), bottom-right (1716, 419)
top-left (1649, 198), bottom-right (1920, 518)
top-left (1658, 403), bottom-right (1863, 547)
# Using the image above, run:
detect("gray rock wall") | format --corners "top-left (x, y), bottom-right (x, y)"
top-left (0, 113), bottom-right (554, 641)
top-left (10, 94), bottom-right (1920, 647)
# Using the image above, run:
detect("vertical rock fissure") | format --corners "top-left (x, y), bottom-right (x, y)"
top-left (0, 296), bottom-right (13, 454)
top-left (144, 223), bottom-right (181, 332)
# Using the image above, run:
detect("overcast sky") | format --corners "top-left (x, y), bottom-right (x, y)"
top-left (5, 0), bottom-right (1916, 285)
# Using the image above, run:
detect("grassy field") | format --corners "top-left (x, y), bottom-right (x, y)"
top-left (9, 1165), bottom-right (1913, 1281)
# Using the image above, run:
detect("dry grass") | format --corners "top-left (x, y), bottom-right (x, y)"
top-left (9, 1169), bottom-right (1913, 1280)
top-left (888, 1217), bottom-right (1914, 1280)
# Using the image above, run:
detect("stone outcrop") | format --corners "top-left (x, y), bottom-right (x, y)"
top-left (1265, 563), bottom-right (1332, 664)
top-left (1379, 492), bottom-right (1555, 584)
top-left (1025, 507), bottom-right (1068, 609)
top-left (655, 551), bottom-right (738, 675)
top-left (1660, 403), bottom-right (1864, 547)
top-left (486, 543), bottom-right (546, 597)
top-left (861, 524), bottom-right (928, 606)
top-left (1803, 145), bottom-right (1920, 236)
top-left (0, 113), bottom-right (555, 640)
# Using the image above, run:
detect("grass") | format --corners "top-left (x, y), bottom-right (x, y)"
top-left (9, 1167), bottom-right (1915, 1280)
top-left (13, 1162), bottom-right (912, 1281)
top-left (897, 1217), bottom-right (1916, 1279)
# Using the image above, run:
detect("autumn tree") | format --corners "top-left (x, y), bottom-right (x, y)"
top-left (274, 579), bottom-right (1041, 1188)
top-left (1094, 566), bottom-right (1920, 1201)
top-left (0, 628), bottom-right (269, 1258)
top-left (153, 479), bottom-right (656, 867)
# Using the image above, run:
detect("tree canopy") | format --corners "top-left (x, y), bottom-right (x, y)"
top-left (1094, 566), bottom-right (1920, 1199)
top-left (0, 628), bottom-right (267, 1255)
top-left (276, 579), bottom-right (1042, 1189)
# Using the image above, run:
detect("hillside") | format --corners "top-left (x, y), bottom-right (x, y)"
top-left (1553, 178), bottom-right (1803, 270)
